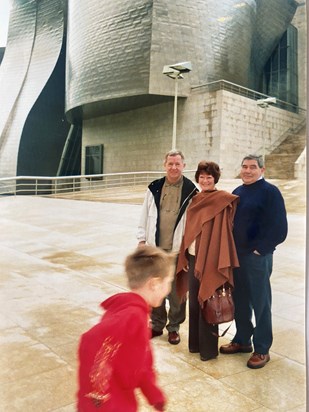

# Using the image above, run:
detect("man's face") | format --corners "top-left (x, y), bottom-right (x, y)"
top-left (164, 155), bottom-right (185, 183)
top-left (240, 159), bottom-right (264, 185)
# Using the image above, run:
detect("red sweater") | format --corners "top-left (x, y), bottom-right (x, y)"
top-left (77, 292), bottom-right (165, 412)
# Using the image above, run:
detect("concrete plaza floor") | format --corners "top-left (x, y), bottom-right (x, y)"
top-left (0, 179), bottom-right (306, 411)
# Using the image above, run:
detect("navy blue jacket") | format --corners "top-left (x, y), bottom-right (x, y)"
top-left (232, 178), bottom-right (288, 256)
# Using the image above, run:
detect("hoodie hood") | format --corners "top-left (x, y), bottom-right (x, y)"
top-left (100, 292), bottom-right (149, 315)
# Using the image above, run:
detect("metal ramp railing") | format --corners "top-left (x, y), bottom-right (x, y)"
top-left (0, 170), bottom-right (196, 198)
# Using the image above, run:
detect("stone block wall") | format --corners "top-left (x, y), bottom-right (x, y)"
top-left (82, 89), bottom-right (304, 178)
top-left (214, 91), bottom-right (303, 177)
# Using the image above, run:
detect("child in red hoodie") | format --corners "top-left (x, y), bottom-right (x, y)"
top-left (77, 245), bottom-right (175, 411)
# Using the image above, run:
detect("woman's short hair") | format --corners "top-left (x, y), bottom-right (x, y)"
top-left (125, 245), bottom-right (175, 289)
top-left (195, 161), bottom-right (221, 184)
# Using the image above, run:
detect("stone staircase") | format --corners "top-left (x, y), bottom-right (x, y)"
top-left (264, 125), bottom-right (306, 179)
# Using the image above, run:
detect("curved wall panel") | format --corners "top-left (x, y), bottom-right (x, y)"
top-left (66, 0), bottom-right (154, 121)
top-left (0, 0), bottom-right (37, 139)
top-left (0, 0), bottom-right (69, 178)
top-left (66, 0), bottom-right (297, 122)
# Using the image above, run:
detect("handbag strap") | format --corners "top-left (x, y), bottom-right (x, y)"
top-left (211, 322), bottom-right (233, 338)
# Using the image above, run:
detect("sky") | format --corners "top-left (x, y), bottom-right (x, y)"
top-left (0, 0), bottom-right (10, 47)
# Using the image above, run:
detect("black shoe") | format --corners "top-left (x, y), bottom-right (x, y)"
top-left (200, 355), bottom-right (217, 361)
top-left (151, 329), bottom-right (163, 339)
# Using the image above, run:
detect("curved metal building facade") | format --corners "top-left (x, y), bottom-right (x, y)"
top-left (0, 0), bottom-right (69, 178)
top-left (0, 0), bottom-right (300, 177)
top-left (66, 0), bottom-right (298, 122)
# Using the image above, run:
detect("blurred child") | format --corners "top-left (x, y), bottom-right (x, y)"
top-left (77, 245), bottom-right (175, 411)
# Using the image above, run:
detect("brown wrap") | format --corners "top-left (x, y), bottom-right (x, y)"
top-left (176, 190), bottom-right (239, 305)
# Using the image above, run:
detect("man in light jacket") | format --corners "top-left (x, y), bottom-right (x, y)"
top-left (137, 149), bottom-right (198, 344)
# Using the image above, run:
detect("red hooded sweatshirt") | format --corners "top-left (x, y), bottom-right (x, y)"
top-left (77, 292), bottom-right (165, 411)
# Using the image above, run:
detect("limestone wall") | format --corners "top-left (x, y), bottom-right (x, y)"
top-left (82, 89), bottom-right (304, 178)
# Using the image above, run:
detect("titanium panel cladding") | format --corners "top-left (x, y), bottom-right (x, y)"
top-left (66, 0), bottom-right (297, 120)
top-left (66, 0), bottom-right (153, 114)
top-left (0, 0), bottom-right (67, 177)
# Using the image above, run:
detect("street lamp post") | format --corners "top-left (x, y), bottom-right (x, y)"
top-left (256, 97), bottom-right (277, 164)
top-left (163, 61), bottom-right (192, 150)
top-left (172, 75), bottom-right (179, 150)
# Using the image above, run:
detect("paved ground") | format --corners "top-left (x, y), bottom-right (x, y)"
top-left (0, 179), bottom-right (306, 411)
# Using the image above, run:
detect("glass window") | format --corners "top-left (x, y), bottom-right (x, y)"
top-left (262, 24), bottom-right (298, 109)
top-left (85, 145), bottom-right (104, 176)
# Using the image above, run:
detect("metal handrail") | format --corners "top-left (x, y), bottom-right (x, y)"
top-left (191, 79), bottom-right (306, 115)
top-left (0, 170), bottom-right (196, 197)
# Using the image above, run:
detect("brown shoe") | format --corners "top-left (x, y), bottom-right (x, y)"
top-left (247, 352), bottom-right (270, 369)
top-left (168, 331), bottom-right (180, 345)
top-left (220, 342), bottom-right (253, 354)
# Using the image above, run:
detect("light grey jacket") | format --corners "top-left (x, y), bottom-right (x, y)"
top-left (137, 176), bottom-right (198, 253)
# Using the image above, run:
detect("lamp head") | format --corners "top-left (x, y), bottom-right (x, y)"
top-left (162, 61), bottom-right (192, 79)
top-left (168, 61), bottom-right (192, 73)
top-left (257, 97), bottom-right (277, 108)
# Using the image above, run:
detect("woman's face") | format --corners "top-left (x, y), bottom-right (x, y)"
top-left (198, 171), bottom-right (216, 192)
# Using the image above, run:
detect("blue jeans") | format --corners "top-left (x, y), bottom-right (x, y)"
top-left (232, 253), bottom-right (273, 354)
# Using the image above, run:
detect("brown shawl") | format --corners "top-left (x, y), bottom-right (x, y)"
top-left (176, 190), bottom-right (239, 305)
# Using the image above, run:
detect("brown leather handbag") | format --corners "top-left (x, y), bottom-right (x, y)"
top-left (202, 284), bottom-right (234, 325)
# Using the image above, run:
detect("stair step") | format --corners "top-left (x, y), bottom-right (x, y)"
top-left (272, 134), bottom-right (306, 154)
top-left (265, 125), bottom-right (306, 179)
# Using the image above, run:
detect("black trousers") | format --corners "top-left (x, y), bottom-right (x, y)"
top-left (188, 254), bottom-right (218, 359)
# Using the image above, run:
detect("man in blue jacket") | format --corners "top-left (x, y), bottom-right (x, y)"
top-left (220, 154), bottom-right (288, 369)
